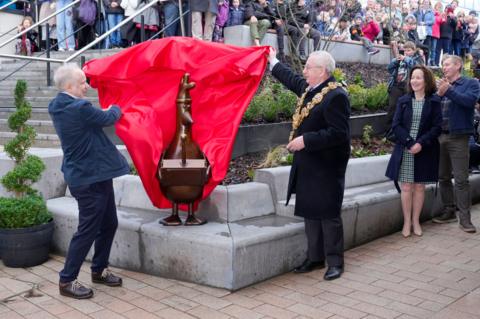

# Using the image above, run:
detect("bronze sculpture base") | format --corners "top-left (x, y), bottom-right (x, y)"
top-left (160, 214), bottom-right (182, 226)
top-left (159, 203), bottom-right (207, 226)
top-left (184, 214), bottom-right (207, 226)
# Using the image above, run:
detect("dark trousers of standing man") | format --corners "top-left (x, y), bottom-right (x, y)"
top-left (59, 179), bottom-right (118, 283)
top-left (438, 134), bottom-right (471, 216)
top-left (305, 217), bottom-right (344, 267)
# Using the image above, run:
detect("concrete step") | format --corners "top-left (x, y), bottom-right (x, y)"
top-left (0, 89), bottom-right (98, 98)
top-left (0, 97), bottom-right (99, 109)
top-left (0, 119), bottom-right (56, 134)
top-left (0, 131), bottom-right (60, 148)
top-left (48, 194), bottom-right (305, 290)
top-left (0, 48), bottom-right (122, 67)
top-left (0, 108), bottom-right (51, 120)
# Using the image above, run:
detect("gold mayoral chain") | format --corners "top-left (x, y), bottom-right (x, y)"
top-left (289, 82), bottom-right (343, 141)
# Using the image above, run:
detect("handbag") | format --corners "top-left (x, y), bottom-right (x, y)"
top-left (417, 25), bottom-right (427, 40)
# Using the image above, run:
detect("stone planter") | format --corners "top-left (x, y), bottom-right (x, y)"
top-left (105, 113), bottom-right (388, 158)
top-left (0, 219), bottom-right (54, 267)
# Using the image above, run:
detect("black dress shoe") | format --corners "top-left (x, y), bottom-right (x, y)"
top-left (293, 259), bottom-right (325, 273)
top-left (324, 266), bottom-right (344, 281)
top-left (92, 268), bottom-right (123, 287)
top-left (59, 280), bottom-right (93, 299)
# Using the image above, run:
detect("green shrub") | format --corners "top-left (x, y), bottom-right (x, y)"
top-left (347, 84), bottom-right (367, 111)
top-left (277, 90), bottom-right (297, 118)
top-left (259, 145), bottom-right (293, 168)
top-left (332, 68), bottom-right (346, 83)
top-left (0, 80), bottom-right (51, 229)
top-left (353, 73), bottom-right (365, 87)
top-left (365, 83), bottom-right (388, 111)
top-left (244, 79), bottom-right (297, 123)
top-left (0, 195), bottom-right (50, 229)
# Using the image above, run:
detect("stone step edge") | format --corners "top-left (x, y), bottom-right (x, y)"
top-left (0, 131), bottom-right (59, 140)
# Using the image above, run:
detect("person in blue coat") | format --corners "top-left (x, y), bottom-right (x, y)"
top-left (49, 64), bottom-right (130, 299)
top-left (386, 65), bottom-right (442, 238)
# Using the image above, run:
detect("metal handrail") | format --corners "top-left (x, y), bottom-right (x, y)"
top-left (0, 0), bottom-right (188, 84)
top-left (0, 0), bottom-right (81, 49)
top-left (0, 27), bottom-right (18, 39)
top-left (65, 0), bottom-right (165, 63)
top-left (0, 0), bottom-right (18, 11)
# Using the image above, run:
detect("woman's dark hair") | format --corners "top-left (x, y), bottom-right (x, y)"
top-left (407, 65), bottom-right (437, 97)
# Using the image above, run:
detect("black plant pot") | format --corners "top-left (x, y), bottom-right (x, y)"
top-left (0, 219), bottom-right (54, 268)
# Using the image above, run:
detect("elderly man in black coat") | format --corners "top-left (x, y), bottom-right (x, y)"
top-left (267, 48), bottom-right (350, 280)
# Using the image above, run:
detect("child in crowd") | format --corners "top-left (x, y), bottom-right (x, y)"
top-left (332, 16), bottom-right (351, 41)
top-left (214, 0), bottom-right (230, 42)
top-left (385, 41), bottom-right (424, 131)
top-left (315, 10), bottom-right (334, 36)
top-left (226, 0), bottom-right (244, 27)
top-left (350, 13), bottom-right (380, 55)
top-left (15, 16), bottom-right (38, 56)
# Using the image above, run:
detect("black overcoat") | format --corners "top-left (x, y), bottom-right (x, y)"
top-left (272, 63), bottom-right (351, 220)
top-left (385, 94), bottom-right (442, 183)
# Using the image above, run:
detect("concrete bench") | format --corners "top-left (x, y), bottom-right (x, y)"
top-left (47, 177), bottom-right (306, 290)
top-left (224, 25), bottom-right (392, 65)
top-left (255, 155), bottom-right (480, 250)
top-left (14, 147), bottom-right (479, 290)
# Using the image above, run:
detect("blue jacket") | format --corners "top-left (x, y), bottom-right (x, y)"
top-left (48, 93), bottom-right (130, 187)
top-left (387, 53), bottom-right (423, 91)
top-left (226, 6), bottom-right (245, 26)
top-left (424, 9), bottom-right (434, 36)
top-left (443, 77), bottom-right (480, 135)
top-left (385, 94), bottom-right (442, 183)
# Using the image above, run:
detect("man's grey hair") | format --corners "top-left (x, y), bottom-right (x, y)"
top-left (53, 63), bottom-right (83, 90)
top-left (309, 51), bottom-right (336, 74)
top-left (442, 54), bottom-right (463, 66)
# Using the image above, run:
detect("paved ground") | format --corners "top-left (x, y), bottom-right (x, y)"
top-left (1, 207), bottom-right (480, 319)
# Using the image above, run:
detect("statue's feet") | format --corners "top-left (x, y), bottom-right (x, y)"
top-left (184, 215), bottom-right (207, 226)
top-left (160, 214), bottom-right (182, 226)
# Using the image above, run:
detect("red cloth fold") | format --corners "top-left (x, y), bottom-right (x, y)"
top-left (83, 37), bottom-right (268, 209)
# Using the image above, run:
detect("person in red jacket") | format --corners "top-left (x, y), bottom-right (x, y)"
top-left (350, 13), bottom-right (380, 55)
top-left (362, 11), bottom-right (380, 42)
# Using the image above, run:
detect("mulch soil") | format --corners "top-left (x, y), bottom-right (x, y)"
top-left (222, 137), bottom-right (393, 185)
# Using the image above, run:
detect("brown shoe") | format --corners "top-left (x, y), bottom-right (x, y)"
top-left (59, 280), bottom-right (93, 299)
top-left (92, 268), bottom-right (123, 287)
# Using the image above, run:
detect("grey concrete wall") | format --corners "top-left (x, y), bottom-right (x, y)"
top-left (0, 146), bottom-right (132, 200)
top-left (224, 25), bottom-right (392, 65)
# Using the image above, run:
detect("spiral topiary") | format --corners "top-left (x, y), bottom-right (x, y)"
top-left (0, 80), bottom-right (51, 229)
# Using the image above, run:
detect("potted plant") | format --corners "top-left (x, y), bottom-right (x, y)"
top-left (0, 80), bottom-right (53, 267)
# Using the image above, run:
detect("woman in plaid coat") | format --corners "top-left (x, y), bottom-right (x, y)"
top-left (385, 65), bottom-right (442, 238)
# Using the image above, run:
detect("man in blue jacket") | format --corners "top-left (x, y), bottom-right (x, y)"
top-left (49, 64), bottom-right (130, 299)
top-left (433, 55), bottom-right (480, 233)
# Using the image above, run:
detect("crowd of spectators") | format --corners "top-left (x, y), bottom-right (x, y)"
top-left (6, 0), bottom-right (480, 68)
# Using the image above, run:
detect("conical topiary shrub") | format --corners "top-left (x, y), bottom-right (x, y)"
top-left (0, 80), bottom-right (51, 228)
top-left (0, 80), bottom-right (53, 267)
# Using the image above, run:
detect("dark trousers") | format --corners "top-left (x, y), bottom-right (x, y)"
top-left (305, 216), bottom-right (344, 267)
top-left (59, 179), bottom-right (118, 283)
top-left (274, 24), bottom-right (285, 54)
top-left (436, 37), bottom-right (452, 66)
top-left (438, 134), bottom-right (470, 216)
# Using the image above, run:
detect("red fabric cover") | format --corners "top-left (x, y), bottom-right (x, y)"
top-left (83, 37), bottom-right (268, 209)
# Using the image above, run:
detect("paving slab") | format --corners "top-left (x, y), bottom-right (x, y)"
top-left (1, 205), bottom-right (480, 319)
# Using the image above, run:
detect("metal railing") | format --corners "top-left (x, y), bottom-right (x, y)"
top-left (0, 0), bottom-right (188, 85)
top-left (0, 0), bottom-right (19, 11)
